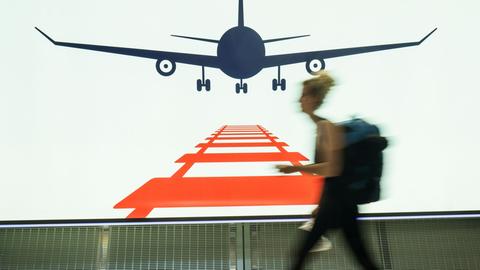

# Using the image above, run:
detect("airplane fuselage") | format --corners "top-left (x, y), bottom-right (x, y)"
top-left (217, 26), bottom-right (265, 79)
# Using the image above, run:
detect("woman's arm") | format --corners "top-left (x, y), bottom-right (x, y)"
top-left (276, 162), bottom-right (332, 175)
top-left (277, 120), bottom-right (344, 177)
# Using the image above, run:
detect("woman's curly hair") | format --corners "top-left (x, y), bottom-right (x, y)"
top-left (303, 71), bottom-right (335, 106)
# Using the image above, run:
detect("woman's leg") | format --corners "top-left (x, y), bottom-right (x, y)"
top-left (291, 208), bottom-right (331, 270)
top-left (341, 203), bottom-right (379, 270)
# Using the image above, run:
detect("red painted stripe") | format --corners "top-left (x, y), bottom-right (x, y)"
top-left (222, 127), bottom-right (261, 130)
top-left (222, 130), bottom-right (260, 131)
top-left (206, 136), bottom-right (278, 140)
top-left (196, 142), bottom-right (288, 147)
top-left (212, 132), bottom-right (271, 136)
top-left (127, 208), bottom-right (153, 218)
top-left (220, 128), bottom-right (262, 132)
top-left (224, 125), bottom-right (259, 127)
top-left (176, 152), bottom-right (307, 163)
top-left (115, 175), bottom-right (323, 210)
top-left (171, 126), bottom-right (227, 178)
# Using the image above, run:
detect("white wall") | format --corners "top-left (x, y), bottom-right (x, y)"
top-left (1, 0), bottom-right (479, 220)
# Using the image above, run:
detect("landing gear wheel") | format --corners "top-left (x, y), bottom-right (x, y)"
top-left (196, 79), bottom-right (202, 91)
top-left (243, 83), bottom-right (248, 93)
top-left (205, 79), bottom-right (211, 91)
top-left (235, 83), bottom-right (241, 94)
top-left (272, 79), bottom-right (278, 91)
top-left (280, 79), bottom-right (286, 91)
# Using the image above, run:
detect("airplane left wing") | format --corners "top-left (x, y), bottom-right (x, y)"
top-left (262, 28), bottom-right (437, 68)
top-left (35, 27), bottom-right (220, 68)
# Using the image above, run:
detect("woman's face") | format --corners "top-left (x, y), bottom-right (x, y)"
top-left (299, 86), bottom-right (320, 114)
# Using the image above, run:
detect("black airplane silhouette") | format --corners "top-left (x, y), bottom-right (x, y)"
top-left (36, 0), bottom-right (436, 94)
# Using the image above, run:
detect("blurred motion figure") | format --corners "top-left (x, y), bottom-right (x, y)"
top-left (277, 71), bottom-right (379, 270)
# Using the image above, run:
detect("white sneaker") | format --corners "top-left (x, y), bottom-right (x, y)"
top-left (309, 236), bottom-right (332, 252)
top-left (298, 219), bottom-right (314, 231)
top-left (298, 220), bottom-right (333, 252)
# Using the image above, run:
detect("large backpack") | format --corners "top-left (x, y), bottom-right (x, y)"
top-left (338, 118), bottom-right (388, 204)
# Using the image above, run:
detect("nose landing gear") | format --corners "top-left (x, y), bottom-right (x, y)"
top-left (235, 79), bottom-right (248, 94)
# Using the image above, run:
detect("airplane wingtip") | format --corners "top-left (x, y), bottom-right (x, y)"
top-left (35, 27), bottom-right (56, 44)
top-left (420, 27), bottom-right (438, 44)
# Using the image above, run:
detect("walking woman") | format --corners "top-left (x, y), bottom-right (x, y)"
top-left (277, 71), bottom-right (378, 270)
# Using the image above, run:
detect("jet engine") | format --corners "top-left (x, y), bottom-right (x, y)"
top-left (155, 59), bottom-right (176, 76)
top-left (305, 58), bottom-right (325, 75)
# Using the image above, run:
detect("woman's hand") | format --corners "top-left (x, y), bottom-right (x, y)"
top-left (275, 165), bottom-right (298, 174)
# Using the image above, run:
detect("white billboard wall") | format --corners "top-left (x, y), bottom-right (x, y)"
top-left (1, 0), bottom-right (479, 221)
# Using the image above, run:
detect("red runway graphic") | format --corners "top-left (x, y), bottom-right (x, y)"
top-left (114, 125), bottom-right (324, 218)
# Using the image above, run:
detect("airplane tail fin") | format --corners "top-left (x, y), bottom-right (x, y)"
top-left (263, 34), bottom-right (310, 43)
top-left (238, 0), bottom-right (244, 27)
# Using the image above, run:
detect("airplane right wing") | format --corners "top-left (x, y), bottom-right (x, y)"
top-left (262, 28), bottom-right (437, 68)
top-left (35, 27), bottom-right (220, 68)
